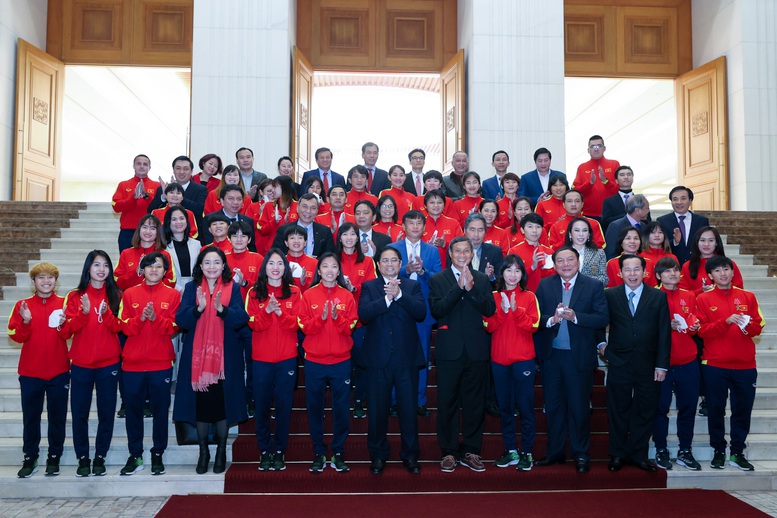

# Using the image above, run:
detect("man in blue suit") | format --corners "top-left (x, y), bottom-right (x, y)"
top-left (300, 147), bottom-right (346, 197)
top-left (517, 147), bottom-right (565, 205)
top-left (389, 210), bottom-right (442, 416)
top-left (533, 246), bottom-right (609, 473)
top-left (481, 150), bottom-right (511, 201)
top-left (358, 247), bottom-right (427, 475)
top-left (361, 142), bottom-right (390, 196)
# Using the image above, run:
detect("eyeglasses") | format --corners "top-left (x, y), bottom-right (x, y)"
top-left (410, 155), bottom-right (425, 161)
top-left (380, 204), bottom-right (395, 209)
top-left (589, 144), bottom-right (603, 150)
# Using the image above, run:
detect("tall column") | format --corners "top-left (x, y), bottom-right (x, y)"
top-left (457, 0), bottom-right (566, 178)
top-left (190, 0), bottom-right (296, 175)
top-left (693, 0), bottom-right (777, 211)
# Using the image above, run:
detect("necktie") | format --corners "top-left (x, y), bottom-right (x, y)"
top-left (415, 174), bottom-right (422, 195)
top-left (623, 193), bottom-right (630, 207)
top-left (361, 232), bottom-right (368, 243)
top-left (472, 249), bottom-right (480, 270)
top-left (628, 291), bottom-right (636, 316)
top-left (634, 222), bottom-right (641, 230)
top-left (678, 215), bottom-right (687, 245)
top-left (564, 281), bottom-right (571, 291)
top-left (410, 243), bottom-right (420, 280)
top-left (367, 168), bottom-right (374, 191)
top-left (322, 171), bottom-right (329, 193)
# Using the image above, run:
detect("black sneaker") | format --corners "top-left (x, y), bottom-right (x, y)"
top-left (309, 454), bottom-right (326, 473)
top-left (117, 402), bottom-right (126, 419)
top-left (698, 400), bottom-right (707, 417)
top-left (353, 401), bottom-right (366, 419)
top-left (331, 453), bottom-right (350, 472)
top-left (120, 455), bottom-right (144, 475)
top-left (144, 401), bottom-right (153, 418)
top-left (710, 450), bottom-right (726, 470)
top-left (258, 451), bottom-right (272, 471)
top-left (730, 453), bottom-right (755, 471)
top-left (247, 400), bottom-right (256, 418)
top-left (76, 457), bottom-right (91, 477)
top-left (92, 456), bottom-right (107, 476)
top-left (151, 452), bottom-right (165, 475)
top-left (389, 405), bottom-right (398, 417)
top-left (17, 456), bottom-right (38, 478)
top-left (676, 449), bottom-right (701, 471)
top-left (654, 449), bottom-right (672, 470)
top-left (45, 454), bottom-right (61, 476)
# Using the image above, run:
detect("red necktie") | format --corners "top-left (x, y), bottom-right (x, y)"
top-left (322, 171), bottom-right (329, 193)
top-left (564, 282), bottom-right (571, 291)
top-left (367, 168), bottom-right (374, 191)
top-left (415, 174), bottom-right (422, 195)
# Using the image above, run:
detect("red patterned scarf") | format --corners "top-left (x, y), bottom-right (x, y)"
top-left (191, 278), bottom-right (233, 391)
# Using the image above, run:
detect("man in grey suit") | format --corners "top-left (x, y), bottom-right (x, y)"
top-left (236, 147), bottom-right (268, 202)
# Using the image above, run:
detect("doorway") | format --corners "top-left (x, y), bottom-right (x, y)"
top-left (60, 66), bottom-right (191, 202)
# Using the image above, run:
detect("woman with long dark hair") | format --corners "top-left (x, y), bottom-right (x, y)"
top-left (564, 217), bottom-right (608, 286)
top-left (246, 249), bottom-right (301, 471)
top-left (641, 221), bottom-right (678, 265)
top-left (174, 246), bottom-right (249, 474)
top-left (257, 175), bottom-right (299, 255)
top-left (483, 255), bottom-right (539, 471)
top-left (64, 250), bottom-right (122, 477)
top-left (114, 214), bottom-right (175, 291)
top-left (373, 195), bottom-right (404, 241)
top-left (679, 226), bottom-right (743, 295)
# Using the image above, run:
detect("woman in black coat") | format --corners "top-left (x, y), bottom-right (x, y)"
top-left (174, 246), bottom-right (249, 474)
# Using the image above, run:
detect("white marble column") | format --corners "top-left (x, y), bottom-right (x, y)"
top-left (693, 0), bottom-right (777, 211)
top-left (190, 0), bottom-right (296, 176)
top-left (457, 0), bottom-right (566, 178)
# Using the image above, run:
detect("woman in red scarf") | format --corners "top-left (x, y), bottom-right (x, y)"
top-left (173, 246), bottom-right (249, 475)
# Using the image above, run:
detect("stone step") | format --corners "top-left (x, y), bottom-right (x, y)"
top-left (58, 229), bottom-right (121, 240)
top-left (39, 250), bottom-right (120, 263)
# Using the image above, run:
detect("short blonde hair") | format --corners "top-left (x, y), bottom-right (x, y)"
top-left (29, 262), bottom-right (59, 279)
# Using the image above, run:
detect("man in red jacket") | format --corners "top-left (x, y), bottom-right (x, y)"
top-left (572, 135), bottom-right (619, 221)
top-left (696, 255), bottom-right (764, 471)
top-left (112, 154), bottom-right (160, 252)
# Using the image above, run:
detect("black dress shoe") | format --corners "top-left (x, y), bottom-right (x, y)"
top-left (403, 458), bottom-right (421, 474)
top-left (635, 460), bottom-right (657, 472)
top-left (370, 458), bottom-right (385, 475)
top-left (416, 405), bottom-right (430, 417)
top-left (533, 456), bottom-right (566, 467)
top-left (608, 456), bottom-right (624, 472)
top-left (389, 406), bottom-right (398, 417)
top-left (575, 458), bottom-right (590, 473)
top-left (486, 404), bottom-right (500, 417)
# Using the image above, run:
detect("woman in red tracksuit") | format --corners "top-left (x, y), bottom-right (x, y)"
top-left (114, 214), bottom-right (175, 291)
top-left (246, 249), bottom-right (302, 471)
top-left (298, 253), bottom-right (358, 473)
top-left (64, 250), bottom-right (122, 477)
top-left (483, 255), bottom-right (540, 471)
top-left (8, 262), bottom-right (70, 478)
top-left (118, 252), bottom-right (181, 476)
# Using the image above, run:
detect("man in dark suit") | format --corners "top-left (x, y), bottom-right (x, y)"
top-left (361, 142), bottom-right (390, 196)
top-left (271, 193), bottom-right (335, 257)
top-left (236, 147), bottom-right (268, 202)
top-left (389, 211), bottom-right (443, 416)
top-left (201, 185), bottom-right (256, 252)
top-left (656, 186), bottom-right (710, 265)
top-left (534, 246), bottom-right (609, 473)
top-left (403, 148), bottom-right (426, 196)
top-left (601, 166), bottom-right (653, 231)
top-left (602, 254), bottom-right (671, 472)
top-left (517, 147), bottom-right (565, 205)
top-left (429, 236), bottom-right (496, 473)
top-left (442, 151), bottom-right (468, 200)
top-left (353, 200), bottom-right (391, 261)
top-left (452, 213), bottom-right (503, 288)
top-left (604, 194), bottom-right (651, 260)
top-left (148, 155), bottom-right (208, 233)
top-left (358, 247), bottom-right (427, 475)
top-left (481, 150), bottom-right (510, 201)
top-left (300, 147), bottom-right (346, 197)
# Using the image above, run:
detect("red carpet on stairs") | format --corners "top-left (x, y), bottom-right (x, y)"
top-left (157, 490), bottom-right (769, 518)
top-left (224, 360), bottom-right (666, 493)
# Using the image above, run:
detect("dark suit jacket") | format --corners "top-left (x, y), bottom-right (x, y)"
top-left (604, 284), bottom-right (671, 374)
top-left (601, 193), bottom-right (653, 232)
top-left (271, 221), bottom-right (335, 257)
top-left (357, 276), bottom-right (426, 369)
top-left (429, 268), bottom-right (496, 362)
top-left (656, 212), bottom-right (710, 265)
top-left (517, 169), bottom-right (565, 205)
top-left (535, 273), bottom-right (610, 371)
top-left (389, 239), bottom-right (442, 327)
top-left (366, 230), bottom-right (392, 262)
top-left (368, 167), bottom-right (390, 196)
top-left (201, 211), bottom-right (256, 252)
top-left (148, 180), bottom-right (208, 232)
top-left (403, 172), bottom-right (425, 196)
top-left (481, 176), bottom-right (502, 201)
top-left (442, 175), bottom-right (464, 200)
top-left (300, 169), bottom-right (346, 196)
top-left (244, 170), bottom-right (268, 202)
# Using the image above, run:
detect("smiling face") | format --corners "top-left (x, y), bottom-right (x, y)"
top-left (563, 192), bottom-right (583, 216)
top-left (502, 264), bottom-right (522, 290)
top-left (670, 189), bottom-right (692, 214)
top-left (224, 169), bottom-right (240, 185)
top-left (514, 200), bottom-right (532, 221)
top-left (139, 220), bottom-right (158, 246)
top-left (569, 220), bottom-right (590, 246)
top-left (265, 253), bottom-right (285, 283)
top-left (200, 251), bottom-right (224, 282)
top-left (316, 150), bottom-right (333, 170)
top-left (535, 153), bottom-right (551, 174)
top-left (297, 197), bottom-right (319, 225)
top-left (329, 188), bottom-right (346, 211)
top-left (33, 273), bottom-right (57, 296)
top-left (553, 249), bottom-right (579, 281)
top-left (339, 227), bottom-right (358, 251)
top-left (362, 146), bottom-right (379, 167)
top-left (166, 188), bottom-right (184, 206)
top-left (285, 233), bottom-right (306, 255)
top-left (237, 149), bottom-right (254, 172)
top-left (465, 219), bottom-right (486, 247)
top-left (222, 190), bottom-right (244, 216)
top-left (480, 202), bottom-right (498, 226)
top-left (389, 167), bottom-right (405, 188)
top-left (354, 204), bottom-right (375, 230)
top-left (378, 249), bottom-right (401, 278)
top-left (522, 221), bottom-right (544, 244)
top-left (203, 158), bottom-right (219, 176)
top-left (658, 265), bottom-right (680, 288)
top-left (403, 217), bottom-right (425, 242)
top-left (449, 240), bottom-right (473, 270)
top-left (278, 159), bottom-right (294, 177)
top-left (229, 230), bottom-right (250, 253)
top-left (452, 153), bottom-right (468, 175)
top-left (209, 221), bottom-right (229, 240)
top-left (709, 264), bottom-right (733, 289)
top-left (134, 156), bottom-right (150, 179)
top-left (621, 257), bottom-right (644, 290)
top-left (621, 229), bottom-right (641, 254)
top-left (697, 230), bottom-right (717, 258)
top-left (502, 178), bottom-right (519, 196)
top-left (616, 168), bottom-right (634, 190)
top-left (173, 159), bottom-right (192, 184)
top-left (89, 255), bottom-right (111, 287)
top-left (349, 171), bottom-right (368, 192)
top-left (649, 226), bottom-right (665, 248)
top-left (378, 200), bottom-right (396, 222)
top-left (169, 210), bottom-right (188, 238)
top-left (463, 176), bottom-right (480, 196)
top-left (425, 195), bottom-right (444, 217)
top-left (143, 257), bottom-right (166, 285)
top-left (550, 179), bottom-right (567, 199)
top-left (318, 256), bottom-right (340, 285)
top-left (492, 152), bottom-right (509, 175)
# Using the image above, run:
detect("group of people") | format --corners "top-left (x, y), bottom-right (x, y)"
top-left (9, 136), bottom-right (763, 479)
